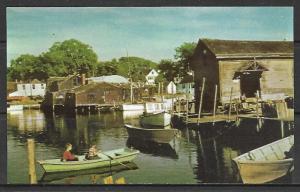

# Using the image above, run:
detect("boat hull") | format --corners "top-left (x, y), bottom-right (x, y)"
top-left (234, 159), bottom-right (293, 184)
top-left (7, 104), bottom-right (23, 112)
top-left (125, 124), bottom-right (177, 144)
top-left (233, 135), bottom-right (294, 184)
top-left (121, 104), bottom-right (144, 111)
top-left (38, 148), bottom-right (139, 173)
top-left (140, 112), bottom-right (171, 127)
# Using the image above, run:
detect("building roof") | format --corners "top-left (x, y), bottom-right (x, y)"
top-left (87, 75), bottom-right (129, 84)
top-left (201, 39), bottom-right (293, 58)
top-left (180, 75), bottom-right (194, 84)
top-left (69, 82), bottom-right (127, 94)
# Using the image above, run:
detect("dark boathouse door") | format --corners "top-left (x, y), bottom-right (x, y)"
top-left (240, 71), bottom-right (261, 98)
top-left (234, 59), bottom-right (268, 98)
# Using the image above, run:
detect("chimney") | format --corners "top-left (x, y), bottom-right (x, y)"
top-left (81, 73), bottom-right (86, 85)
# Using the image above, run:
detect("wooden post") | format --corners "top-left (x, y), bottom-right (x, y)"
top-left (280, 120), bottom-right (285, 138)
top-left (186, 93), bottom-right (189, 124)
top-left (228, 87), bottom-right (233, 121)
top-left (171, 83), bottom-right (174, 115)
top-left (213, 84), bottom-right (218, 124)
top-left (161, 82), bottom-right (164, 102)
top-left (27, 139), bottom-right (37, 184)
top-left (197, 77), bottom-right (206, 125)
top-left (256, 90), bottom-right (260, 119)
top-left (158, 82), bottom-right (161, 95)
top-left (130, 78), bottom-right (133, 104)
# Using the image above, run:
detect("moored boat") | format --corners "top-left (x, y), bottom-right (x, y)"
top-left (37, 148), bottom-right (139, 173)
top-left (125, 124), bottom-right (178, 144)
top-left (140, 111), bottom-right (171, 128)
top-left (232, 135), bottom-right (294, 184)
top-left (121, 104), bottom-right (144, 111)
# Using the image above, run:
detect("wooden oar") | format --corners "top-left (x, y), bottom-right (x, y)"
top-left (100, 152), bottom-right (133, 170)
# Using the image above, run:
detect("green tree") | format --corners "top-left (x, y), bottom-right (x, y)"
top-left (157, 59), bottom-right (179, 82)
top-left (116, 57), bottom-right (157, 81)
top-left (8, 54), bottom-right (47, 81)
top-left (40, 39), bottom-right (98, 76)
top-left (95, 59), bottom-right (118, 76)
top-left (174, 42), bottom-right (197, 76)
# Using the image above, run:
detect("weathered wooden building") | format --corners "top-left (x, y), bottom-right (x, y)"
top-left (42, 75), bottom-right (84, 110)
top-left (64, 82), bottom-right (131, 109)
top-left (190, 39), bottom-right (293, 111)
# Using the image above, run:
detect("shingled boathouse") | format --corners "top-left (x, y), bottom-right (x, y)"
top-left (190, 39), bottom-right (294, 112)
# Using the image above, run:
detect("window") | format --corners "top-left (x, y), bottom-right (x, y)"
top-left (22, 85), bottom-right (26, 90)
top-left (32, 84), bottom-right (35, 89)
top-left (41, 84), bottom-right (44, 89)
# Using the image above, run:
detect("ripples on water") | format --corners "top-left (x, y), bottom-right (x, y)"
top-left (7, 110), bottom-right (294, 184)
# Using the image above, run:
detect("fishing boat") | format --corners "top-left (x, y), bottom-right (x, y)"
top-left (125, 124), bottom-right (178, 144)
top-left (233, 135), bottom-right (294, 184)
top-left (121, 103), bottom-right (144, 111)
top-left (37, 148), bottom-right (139, 173)
top-left (140, 111), bottom-right (171, 128)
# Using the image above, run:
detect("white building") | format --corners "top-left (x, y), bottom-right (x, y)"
top-left (145, 69), bottom-right (159, 85)
top-left (167, 81), bottom-right (177, 94)
top-left (9, 82), bottom-right (46, 97)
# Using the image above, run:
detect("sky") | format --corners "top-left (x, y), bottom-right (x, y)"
top-left (7, 7), bottom-right (293, 66)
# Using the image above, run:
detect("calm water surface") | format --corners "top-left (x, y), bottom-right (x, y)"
top-left (7, 110), bottom-right (293, 184)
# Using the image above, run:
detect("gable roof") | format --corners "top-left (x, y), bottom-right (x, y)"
top-left (201, 39), bottom-right (293, 58)
top-left (146, 69), bottom-right (159, 77)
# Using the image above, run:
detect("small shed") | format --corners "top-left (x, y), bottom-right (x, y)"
top-left (167, 81), bottom-right (176, 94)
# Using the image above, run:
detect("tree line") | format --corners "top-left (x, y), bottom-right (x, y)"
top-left (7, 39), bottom-right (196, 83)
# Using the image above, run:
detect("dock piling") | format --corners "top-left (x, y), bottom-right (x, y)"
top-left (213, 84), bottom-right (218, 125)
top-left (27, 139), bottom-right (37, 184)
top-left (228, 87), bottom-right (233, 121)
top-left (186, 93), bottom-right (189, 124)
top-left (197, 77), bottom-right (206, 125)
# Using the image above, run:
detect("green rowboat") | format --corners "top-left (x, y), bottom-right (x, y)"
top-left (37, 148), bottom-right (139, 173)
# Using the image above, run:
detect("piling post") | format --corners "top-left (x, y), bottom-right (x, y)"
top-left (213, 84), bottom-right (218, 125)
top-left (197, 77), bottom-right (206, 125)
top-left (186, 94), bottom-right (189, 123)
top-left (280, 120), bottom-right (285, 138)
top-left (228, 87), bottom-right (233, 121)
top-left (27, 139), bottom-right (37, 184)
top-left (256, 90), bottom-right (260, 119)
top-left (161, 82), bottom-right (164, 102)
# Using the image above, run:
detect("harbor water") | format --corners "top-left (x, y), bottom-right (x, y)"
top-left (7, 109), bottom-right (293, 184)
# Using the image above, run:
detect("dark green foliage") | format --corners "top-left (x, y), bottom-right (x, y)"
top-left (157, 59), bottom-right (179, 82)
top-left (8, 54), bottom-right (47, 81)
top-left (158, 42), bottom-right (197, 82)
top-left (8, 39), bottom-right (98, 81)
top-left (116, 57), bottom-right (157, 82)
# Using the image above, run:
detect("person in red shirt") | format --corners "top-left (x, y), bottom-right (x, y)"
top-left (62, 143), bottom-right (78, 161)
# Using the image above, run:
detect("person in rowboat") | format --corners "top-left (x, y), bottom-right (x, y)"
top-left (62, 143), bottom-right (79, 161)
top-left (85, 145), bottom-right (101, 160)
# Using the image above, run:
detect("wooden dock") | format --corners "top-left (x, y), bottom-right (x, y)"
top-left (172, 111), bottom-right (294, 129)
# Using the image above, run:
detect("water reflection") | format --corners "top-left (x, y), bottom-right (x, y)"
top-left (7, 109), bottom-right (294, 184)
top-left (126, 138), bottom-right (178, 159)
